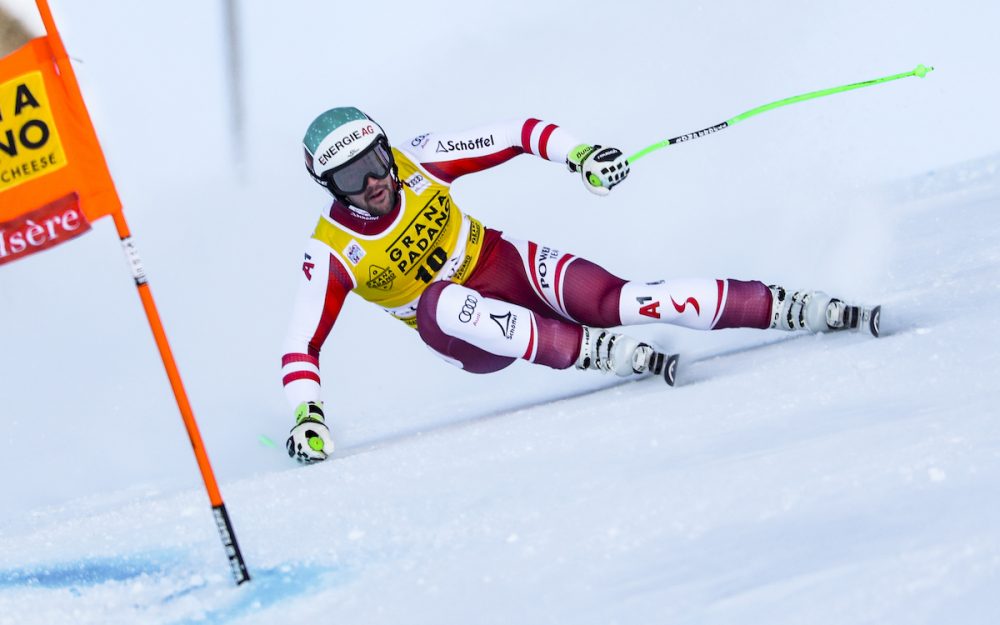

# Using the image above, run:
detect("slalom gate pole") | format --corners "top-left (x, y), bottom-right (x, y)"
top-left (32, 0), bottom-right (250, 586)
top-left (629, 64), bottom-right (934, 163)
top-left (112, 211), bottom-right (252, 586)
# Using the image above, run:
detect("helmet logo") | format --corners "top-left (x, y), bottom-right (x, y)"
top-left (317, 124), bottom-right (376, 167)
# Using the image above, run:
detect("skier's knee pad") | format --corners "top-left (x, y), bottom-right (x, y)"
top-left (416, 282), bottom-right (517, 374)
top-left (417, 281), bottom-right (480, 343)
top-left (431, 283), bottom-right (484, 340)
top-left (422, 282), bottom-right (535, 359)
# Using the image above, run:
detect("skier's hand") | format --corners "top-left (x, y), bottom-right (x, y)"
top-left (566, 144), bottom-right (630, 196)
top-left (286, 401), bottom-right (333, 463)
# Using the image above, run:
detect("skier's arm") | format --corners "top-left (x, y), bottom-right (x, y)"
top-left (402, 118), bottom-right (631, 194)
top-left (401, 118), bottom-right (582, 183)
top-left (281, 238), bottom-right (355, 463)
top-left (280, 238), bottom-right (354, 407)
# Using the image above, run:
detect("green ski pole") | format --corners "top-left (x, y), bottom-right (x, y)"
top-left (629, 64), bottom-right (934, 163)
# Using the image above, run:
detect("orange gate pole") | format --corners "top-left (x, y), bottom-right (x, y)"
top-left (32, 0), bottom-right (251, 586)
top-left (113, 210), bottom-right (251, 585)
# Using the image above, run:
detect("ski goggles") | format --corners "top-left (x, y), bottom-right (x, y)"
top-left (323, 137), bottom-right (394, 196)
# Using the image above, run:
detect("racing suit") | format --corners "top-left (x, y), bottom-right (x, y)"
top-left (281, 118), bottom-right (772, 407)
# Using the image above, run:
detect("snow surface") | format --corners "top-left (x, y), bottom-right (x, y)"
top-left (1, 0), bottom-right (999, 623)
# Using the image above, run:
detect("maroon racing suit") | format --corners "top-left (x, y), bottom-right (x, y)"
top-left (281, 118), bottom-right (772, 408)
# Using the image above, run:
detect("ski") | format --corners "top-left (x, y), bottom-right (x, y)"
top-left (864, 305), bottom-right (882, 338)
top-left (840, 304), bottom-right (881, 337)
top-left (647, 351), bottom-right (680, 386)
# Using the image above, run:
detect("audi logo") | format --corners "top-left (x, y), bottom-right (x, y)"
top-left (458, 294), bottom-right (479, 323)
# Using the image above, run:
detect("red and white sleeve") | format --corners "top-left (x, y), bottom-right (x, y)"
top-left (281, 238), bottom-right (356, 409)
top-left (400, 118), bottom-right (581, 184)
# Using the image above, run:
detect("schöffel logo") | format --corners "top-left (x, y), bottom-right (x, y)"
top-left (436, 135), bottom-right (494, 153)
top-left (0, 194), bottom-right (91, 267)
top-left (490, 311), bottom-right (517, 339)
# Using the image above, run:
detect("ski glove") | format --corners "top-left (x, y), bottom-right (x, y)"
top-left (566, 144), bottom-right (630, 196)
top-left (286, 401), bottom-right (334, 464)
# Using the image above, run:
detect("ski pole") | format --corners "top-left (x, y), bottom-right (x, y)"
top-left (629, 64), bottom-right (934, 163)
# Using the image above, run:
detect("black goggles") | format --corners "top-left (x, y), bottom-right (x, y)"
top-left (324, 138), bottom-right (394, 196)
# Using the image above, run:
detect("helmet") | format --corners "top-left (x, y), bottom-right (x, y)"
top-left (302, 107), bottom-right (397, 204)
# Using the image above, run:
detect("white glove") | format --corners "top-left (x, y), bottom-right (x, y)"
top-left (566, 144), bottom-right (630, 196)
top-left (286, 401), bottom-right (334, 463)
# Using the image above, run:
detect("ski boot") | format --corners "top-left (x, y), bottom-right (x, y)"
top-left (575, 327), bottom-right (679, 385)
top-left (768, 286), bottom-right (881, 337)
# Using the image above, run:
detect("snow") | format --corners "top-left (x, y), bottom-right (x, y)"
top-left (2, 0), bottom-right (1000, 623)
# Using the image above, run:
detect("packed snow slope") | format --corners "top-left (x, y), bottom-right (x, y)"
top-left (1, 1), bottom-right (999, 623)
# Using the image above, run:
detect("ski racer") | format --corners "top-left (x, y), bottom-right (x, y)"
top-left (283, 107), bottom-right (880, 463)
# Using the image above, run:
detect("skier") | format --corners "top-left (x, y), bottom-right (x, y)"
top-left (283, 107), bottom-right (879, 463)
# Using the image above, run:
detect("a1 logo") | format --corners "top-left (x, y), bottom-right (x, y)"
top-left (302, 253), bottom-right (314, 280)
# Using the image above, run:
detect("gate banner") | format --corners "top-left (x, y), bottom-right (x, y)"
top-left (0, 35), bottom-right (121, 266)
top-left (0, 192), bottom-right (88, 266)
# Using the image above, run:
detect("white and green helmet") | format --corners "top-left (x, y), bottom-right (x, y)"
top-left (302, 107), bottom-right (396, 201)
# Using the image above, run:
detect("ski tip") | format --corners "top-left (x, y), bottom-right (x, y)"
top-left (869, 305), bottom-right (881, 338)
top-left (664, 354), bottom-right (679, 386)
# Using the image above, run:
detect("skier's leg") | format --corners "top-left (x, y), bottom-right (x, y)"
top-left (616, 278), bottom-right (772, 330)
top-left (618, 280), bottom-right (879, 334)
top-left (456, 234), bottom-right (668, 376)
top-left (418, 281), bottom-right (663, 377)
top-left (617, 278), bottom-right (877, 334)
top-left (465, 230), bottom-right (874, 337)
top-left (472, 232), bottom-right (775, 331)
top-left (464, 234), bottom-right (626, 324)
top-left (416, 281), bottom-right (583, 373)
